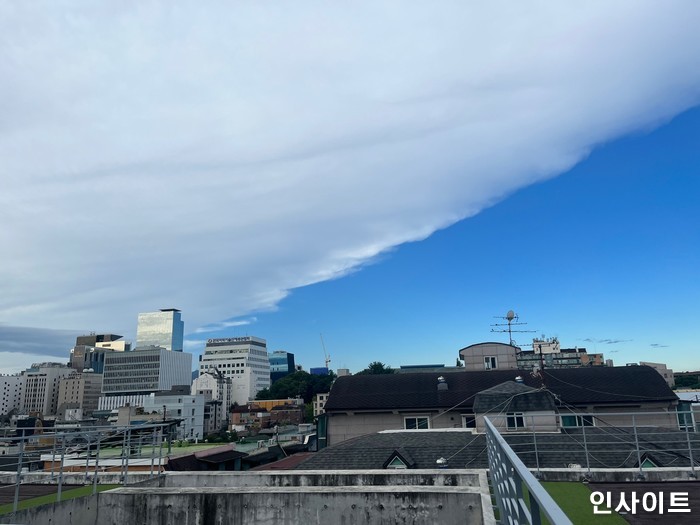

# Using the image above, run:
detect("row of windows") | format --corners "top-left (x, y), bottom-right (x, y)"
top-left (399, 413), bottom-right (597, 431)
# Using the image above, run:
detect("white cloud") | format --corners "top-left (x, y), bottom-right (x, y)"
top-left (1, 1), bottom-right (700, 343)
top-left (194, 317), bottom-right (258, 334)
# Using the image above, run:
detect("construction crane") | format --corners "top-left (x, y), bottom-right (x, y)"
top-left (320, 333), bottom-right (331, 368)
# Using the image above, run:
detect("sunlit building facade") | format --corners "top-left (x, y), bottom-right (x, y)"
top-left (136, 308), bottom-right (184, 351)
top-left (199, 337), bottom-right (270, 406)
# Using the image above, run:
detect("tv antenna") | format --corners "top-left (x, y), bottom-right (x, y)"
top-left (490, 310), bottom-right (535, 346)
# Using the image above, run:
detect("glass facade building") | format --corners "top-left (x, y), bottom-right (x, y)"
top-left (269, 350), bottom-right (295, 383)
top-left (136, 309), bottom-right (184, 351)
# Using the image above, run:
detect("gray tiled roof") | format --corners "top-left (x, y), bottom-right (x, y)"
top-left (295, 427), bottom-right (700, 470)
top-left (473, 381), bottom-right (556, 413)
top-left (324, 366), bottom-right (677, 412)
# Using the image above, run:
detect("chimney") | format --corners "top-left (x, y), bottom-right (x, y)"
top-left (437, 376), bottom-right (448, 391)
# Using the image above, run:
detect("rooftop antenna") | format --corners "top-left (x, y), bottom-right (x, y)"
top-left (320, 333), bottom-right (331, 369)
top-left (490, 310), bottom-right (535, 346)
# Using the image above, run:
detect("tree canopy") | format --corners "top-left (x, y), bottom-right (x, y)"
top-left (356, 361), bottom-right (396, 375)
top-left (256, 370), bottom-right (335, 404)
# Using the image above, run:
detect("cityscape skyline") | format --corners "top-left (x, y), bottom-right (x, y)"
top-left (1, 3), bottom-right (699, 375)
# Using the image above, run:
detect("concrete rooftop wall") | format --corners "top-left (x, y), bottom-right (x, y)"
top-left (0, 470), bottom-right (494, 525)
top-left (146, 469), bottom-right (483, 489)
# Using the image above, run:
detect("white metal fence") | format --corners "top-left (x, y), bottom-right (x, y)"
top-left (485, 416), bottom-right (572, 525)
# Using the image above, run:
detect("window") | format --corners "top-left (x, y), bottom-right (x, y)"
top-left (404, 416), bottom-right (430, 429)
top-left (386, 457), bottom-right (408, 469)
top-left (677, 402), bottom-right (694, 431)
top-left (462, 415), bottom-right (476, 428)
top-left (484, 356), bottom-right (497, 370)
top-left (561, 415), bottom-right (594, 428)
top-left (506, 412), bottom-right (525, 430)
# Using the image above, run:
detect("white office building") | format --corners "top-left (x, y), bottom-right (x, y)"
top-left (136, 308), bottom-right (184, 352)
top-left (0, 375), bottom-right (24, 415)
top-left (102, 348), bottom-right (192, 396)
top-left (199, 337), bottom-right (270, 406)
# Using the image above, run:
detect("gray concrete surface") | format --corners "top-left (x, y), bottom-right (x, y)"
top-left (0, 470), bottom-right (495, 525)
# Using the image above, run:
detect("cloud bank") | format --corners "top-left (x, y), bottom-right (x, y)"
top-left (2, 1), bottom-right (700, 353)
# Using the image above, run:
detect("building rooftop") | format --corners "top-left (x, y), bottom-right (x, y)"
top-left (295, 427), bottom-right (700, 471)
top-left (324, 366), bottom-right (677, 412)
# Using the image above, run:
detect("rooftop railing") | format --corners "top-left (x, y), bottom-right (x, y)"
top-left (0, 422), bottom-right (172, 517)
top-left (485, 416), bottom-right (572, 525)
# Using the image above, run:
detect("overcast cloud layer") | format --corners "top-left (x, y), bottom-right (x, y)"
top-left (2, 2), bottom-right (700, 354)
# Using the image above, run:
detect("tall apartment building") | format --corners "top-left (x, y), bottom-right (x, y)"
top-left (199, 337), bottom-right (270, 406)
top-left (57, 372), bottom-right (103, 418)
top-left (136, 308), bottom-right (184, 351)
top-left (0, 375), bottom-right (24, 415)
top-left (269, 350), bottom-right (295, 383)
top-left (21, 363), bottom-right (74, 416)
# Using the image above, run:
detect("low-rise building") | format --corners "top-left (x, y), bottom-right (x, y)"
top-left (142, 387), bottom-right (206, 440)
top-left (192, 370), bottom-right (232, 433)
top-left (313, 393), bottom-right (329, 417)
top-left (269, 404), bottom-right (305, 426)
top-left (459, 342), bottom-right (519, 371)
top-left (321, 366), bottom-right (679, 445)
top-left (639, 361), bottom-right (675, 387)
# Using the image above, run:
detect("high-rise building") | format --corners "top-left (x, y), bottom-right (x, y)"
top-left (199, 337), bottom-right (270, 406)
top-left (101, 348), bottom-right (192, 398)
top-left (57, 371), bottom-right (103, 418)
top-left (21, 363), bottom-right (74, 416)
top-left (0, 374), bottom-right (24, 415)
top-left (136, 308), bottom-right (184, 351)
top-left (269, 350), bottom-right (296, 383)
top-left (69, 333), bottom-right (130, 373)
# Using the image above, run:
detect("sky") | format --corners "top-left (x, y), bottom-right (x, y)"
top-left (1, 2), bottom-right (699, 374)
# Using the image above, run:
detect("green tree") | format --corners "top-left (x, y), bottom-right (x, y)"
top-left (356, 361), bottom-right (396, 375)
top-left (304, 402), bottom-right (314, 423)
top-left (256, 370), bottom-right (336, 404)
top-left (255, 388), bottom-right (273, 400)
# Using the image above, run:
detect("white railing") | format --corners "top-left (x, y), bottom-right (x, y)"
top-left (486, 416), bottom-right (573, 525)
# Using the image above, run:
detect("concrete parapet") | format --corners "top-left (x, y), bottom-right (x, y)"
top-left (148, 469), bottom-right (483, 489)
top-left (100, 485), bottom-right (486, 525)
top-left (0, 470), bottom-right (495, 525)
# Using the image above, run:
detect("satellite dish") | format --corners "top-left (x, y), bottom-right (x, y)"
top-left (506, 310), bottom-right (516, 322)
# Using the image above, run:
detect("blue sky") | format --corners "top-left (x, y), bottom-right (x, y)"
top-left (197, 107), bottom-right (700, 373)
top-left (1, 3), bottom-right (699, 374)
